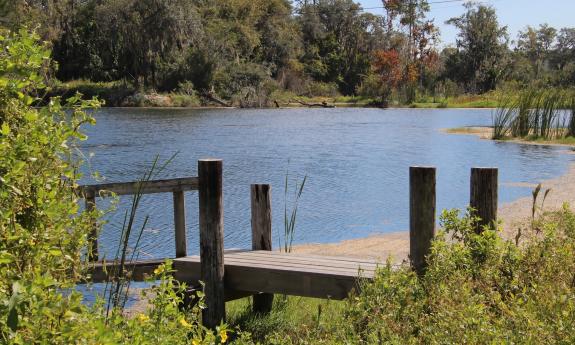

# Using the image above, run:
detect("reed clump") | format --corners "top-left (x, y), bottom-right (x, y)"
top-left (492, 88), bottom-right (575, 141)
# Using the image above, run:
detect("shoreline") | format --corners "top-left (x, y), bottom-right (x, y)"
top-left (293, 130), bottom-right (575, 262)
top-left (94, 105), bottom-right (497, 110)
top-left (444, 126), bottom-right (575, 148)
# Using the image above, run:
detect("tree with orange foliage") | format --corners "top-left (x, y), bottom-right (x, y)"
top-left (372, 49), bottom-right (403, 106)
top-left (380, 0), bottom-right (438, 103)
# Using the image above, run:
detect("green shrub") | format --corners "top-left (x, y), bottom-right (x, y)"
top-left (170, 93), bottom-right (202, 107)
top-left (255, 206), bottom-right (575, 343)
top-left (355, 73), bottom-right (384, 99)
top-left (0, 28), bottom-right (247, 344)
top-left (50, 79), bottom-right (136, 107)
top-left (301, 81), bottom-right (339, 98)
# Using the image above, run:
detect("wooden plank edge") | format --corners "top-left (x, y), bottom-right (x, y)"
top-left (83, 259), bottom-right (168, 283)
top-left (77, 177), bottom-right (199, 197)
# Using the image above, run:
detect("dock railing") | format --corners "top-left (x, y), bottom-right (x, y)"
top-left (77, 159), bottom-right (498, 328)
top-left (77, 176), bottom-right (200, 261)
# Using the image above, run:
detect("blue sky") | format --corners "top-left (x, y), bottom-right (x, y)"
top-left (358, 0), bottom-right (575, 47)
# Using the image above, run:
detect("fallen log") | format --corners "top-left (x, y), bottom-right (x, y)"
top-left (202, 91), bottom-right (233, 107)
top-left (294, 99), bottom-right (336, 108)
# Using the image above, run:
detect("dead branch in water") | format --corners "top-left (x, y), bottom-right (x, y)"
top-left (293, 99), bottom-right (336, 108)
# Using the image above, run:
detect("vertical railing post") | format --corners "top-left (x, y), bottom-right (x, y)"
top-left (173, 189), bottom-right (187, 258)
top-left (85, 189), bottom-right (98, 262)
top-left (409, 166), bottom-right (436, 275)
top-left (198, 159), bottom-right (225, 328)
top-left (470, 167), bottom-right (498, 233)
top-left (250, 184), bottom-right (273, 313)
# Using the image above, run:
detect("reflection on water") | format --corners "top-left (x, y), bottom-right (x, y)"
top-left (80, 108), bottom-right (573, 259)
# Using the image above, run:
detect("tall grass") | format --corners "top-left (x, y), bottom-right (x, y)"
top-left (568, 96), bottom-right (575, 137)
top-left (492, 88), bottom-right (572, 140)
top-left (492, 94), bottom-right (516, 139)
top-left (511, 89), bottom-right (536, 137)
top-left (281, 167), bottom-right (307, 253)
top-left (102, 154), bottom-right (176, 317)
top-left (537, 91), bottom-right (564, 139)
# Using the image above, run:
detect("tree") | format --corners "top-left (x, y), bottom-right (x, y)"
top-left (516, 24), bottom-right (556, 79)
top-left (297, 0), bottom-right (384, 95)
top-left (49, 0), bottom-right (202, 89)
top-left (110, 0), bottom-right (200, 88)
top-left (553, 28), bottom-right (575, 70)
top-left (445, 2), bottom-right (509, 93)
top-left (372, 49), bottom-right (402, 105)
top-left (381, 0), bottom-right (438, 102)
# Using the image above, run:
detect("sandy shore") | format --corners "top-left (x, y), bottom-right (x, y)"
top-left (444, 126), bottom-right (575, 148)
top-left (293, 135), bottom-right (575, 263)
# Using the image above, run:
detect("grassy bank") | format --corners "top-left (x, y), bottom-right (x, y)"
top-left (445, 88), bottom-right (575, 146)
top-left (51, 80), bottom-right (503, 109)
top-left (49, 80), bottom-right (202, 107)
top-left (446, 126), bottom-right (575, 147)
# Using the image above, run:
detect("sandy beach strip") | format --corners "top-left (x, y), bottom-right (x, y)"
top-left (293, 155), bottom-right (575, 263)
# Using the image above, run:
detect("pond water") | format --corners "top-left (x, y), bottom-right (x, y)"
top-left (80, 108), bottom-right (574, 260)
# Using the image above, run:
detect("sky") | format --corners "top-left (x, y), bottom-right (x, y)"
top-left (358, 0), bottom-right (575, 47)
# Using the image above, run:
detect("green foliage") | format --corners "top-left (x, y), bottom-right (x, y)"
top-left (0, 27), bottom-right (97, 342)
top-left (492, 88), bottom-right (575, 140)
top-left (301, 81), bottom-right (339, 98)
top-left (2, 0), bottom-right (575, 107)
top-left (229, 207), bottom-right (575, 344)
top-left (0, 28), bottom-right (249, 344)
top-left (298, 0), bottom-right (383, 96)
top-left (50, 80), bottom-right (135, 107)
top-left (492, 93), bottom-right (516, 139)
top-left (569, 96), bottom-right (575, 137)
top-left (516, 24), bottom-right (557, 81)
top-left (227, 295), bottom-right (344, 344)
top-left (281, 167), bottom-right (307, 253)
top-left (445, 3), bottom-right (510, 93)
top-left (356, 73), bottom-right (384, 99)
top-left (0, 28), bottom-right (98, 291)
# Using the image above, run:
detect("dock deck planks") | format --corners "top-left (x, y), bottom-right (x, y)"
top-left (174, 250), bottom-right (380, 300)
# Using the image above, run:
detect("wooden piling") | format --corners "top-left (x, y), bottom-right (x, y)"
top-left (173, 190), bottom-right (187, 258)
top-left (85, 190), bottom-right (98, 262)
top-left (470, 167), bottom-right (498, 233)
top-left (198, 159), bottom-right (225, 328)
top-left (409, 166), bottom-right (436, 275)
top-left (250, 184), bottom-right (274, 313)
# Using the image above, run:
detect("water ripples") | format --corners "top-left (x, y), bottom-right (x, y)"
top-left (81, 108), bottom-right (574, 258)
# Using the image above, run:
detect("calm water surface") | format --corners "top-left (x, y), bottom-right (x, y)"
top-left (80, 108), bottom-right (574, 259)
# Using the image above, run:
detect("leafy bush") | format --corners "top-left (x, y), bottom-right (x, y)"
top-left (355, 73), bottom-right (384, 99)
top-left (253, 206), bottom-right (575, 343)
top-left (0, 27), bottom-right (98, 342)
top-left (214, 62), bottom-right (271, 100)
top-left (0, 28), bottom-right (248, 344)
top-left (170, 93), bottom-right (202, 107)
top-left (300, 81), bottom-right (339, 98)
top-left (49, 80), bottom-right (136, 107)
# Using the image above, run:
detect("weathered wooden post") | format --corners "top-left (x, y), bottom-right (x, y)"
top-left (409, 166), bottom-right (436, 275)
top-left (470, 167), bottom-right (498, 233)
top-left (85, 189), bottom-right (98, 262)
top-left (198, 159), bottom-right (225, 328)
top-left (250, 184), bottom-right (273, 313)
top-left (173, 189), bottom-right (187, 258)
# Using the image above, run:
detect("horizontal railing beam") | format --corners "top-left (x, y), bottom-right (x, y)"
top-left (86, 259), bottom-right (168, 283)
top-left (77, 177), bottom-right (199, 197)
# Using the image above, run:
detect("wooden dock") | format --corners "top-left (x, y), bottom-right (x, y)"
top-left (174, 250), bottom-right (378, 300)
top-left (79, 159), bottom-right (498, 328)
